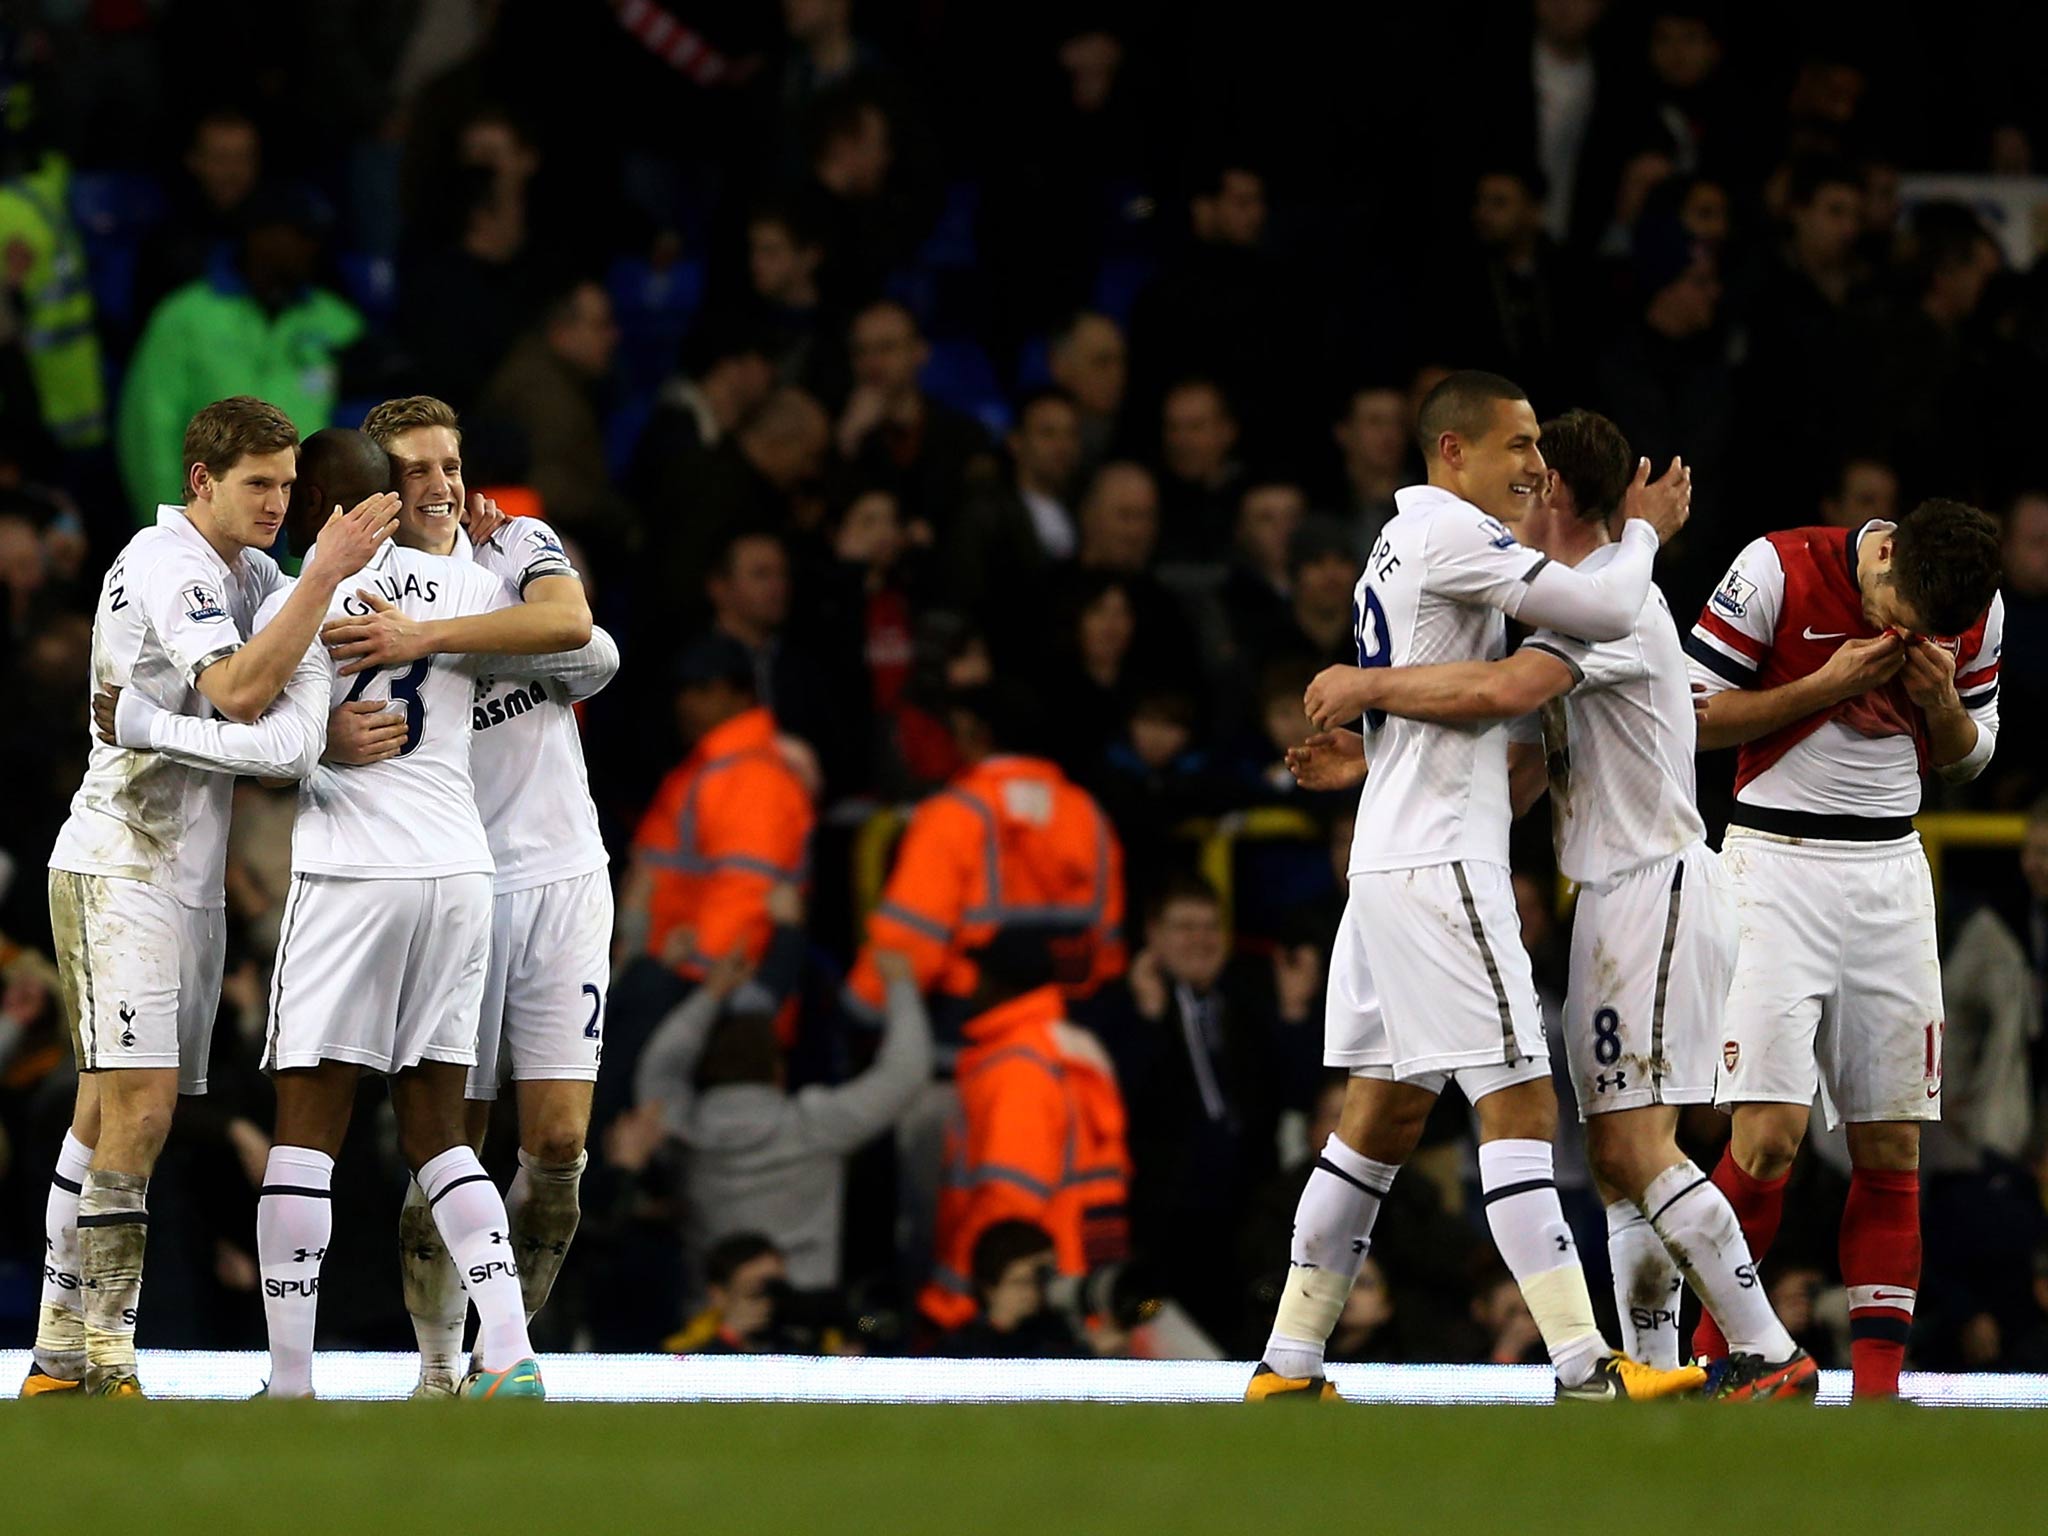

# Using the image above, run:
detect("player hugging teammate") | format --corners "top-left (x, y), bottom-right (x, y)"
top-left (1261, 371), bottom-right (2001, 1403)
top-left (24, 394), bottom-right (619, 1401)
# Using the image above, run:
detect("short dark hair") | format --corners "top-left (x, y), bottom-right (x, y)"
top-left (747, 196), bottom-right (822, 250)
top-left (1164, 376), bottom-right (1233, 418)
top-left (970, 1219), bottom-right (1057, 1298)
top-left (1538, 410), bottom-right (1633, 525)
top-left (1146, 871), bottom-right (1221, 926)
top-left (1888, 498), bottom-right (2002, 635)
top-left (1012, 386), bottom-right (1078, 429)
top-left (697, 1012), bottom-right (779, 1090)
top-left (704, 1232), bottom-right (780, 1290)
top-left (183, 395), bottom-right (298, 498)
top-left (1786, 154), bottom-right (1861, 208)
top-left (711, 526), bottom-right (786, 580)
top-left (1908, 202), bottom-right (1996, 298)
top-left (1415, 370), bottom-right (1528, 460)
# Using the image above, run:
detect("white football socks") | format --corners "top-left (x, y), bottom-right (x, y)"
top-left (1642, 1159), bottom-right (1795, 1362)
top-left (33, 1131), bottom-right (92, 1378)
top-left (1479, 1139), bottom-right (1604, 1387)
top-left (419, 1146), bottom-right (533, 1372)
top-left (257, 1146), bottom-right (334, 1398)
top-left (1606, 1198), bottom-right (1683, 1369)
top-left (1261, 1135), bottom-right (1398, 1381)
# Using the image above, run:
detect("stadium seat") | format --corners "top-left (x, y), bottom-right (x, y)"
top-left (68, 169), bottom-right (167, 337)
top-left (918, 338), bottom-right (1010, 438)
top-left (334, 252), bottom-right (398, 324)
top-left (607, 252), bottom-right (706, 396)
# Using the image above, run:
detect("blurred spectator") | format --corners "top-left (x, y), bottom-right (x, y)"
top-left (1930, 867), bottom-right (2038, 1169)
top-left (1817, 455), bottom-right (1899, 531)
top-left (634, 323), bottom-right (778, 491)
top-left (1040, 573), bottom-right (1145, 780)
top-left (133, 110), bottom-right (263, 322)
top-left (1088, 874), bottom-right (1285, 1340)
top-left (799, 85), bottom-right (935, 308)
top-left (1509, 0), bottom-right (1612, 246)
top-left (1592, 220), bottom-right (1731, 591)
top-left (1442, 162), bottom-right (1588, 412)
top-left (1217, 482), bottom-right (1306, 672)
top-left (1329, 386), bottom-right (1408, 547)
top-left (636, 925), bottom-right (931, 1293)
top-left (619, 633), bottom-right (816, 992)
top-left (396, 154), bottom-right (549, 411)
top-left (117, 186), bottom-right (360, 516)
top-left (1048, 311), bottom-right (1128, 480)
top-left (921, 926), bottom-right (1132, 1329)
top-left (1128, 162), bottom-right (1302, 461)
top-left (803, 485), bottom-right (918, 793)
top-left (1062, 460), bottom-right (1197, 685)
top-left (0, 141), bottom-right (106, 458)
top-left (1991, 493), bottom-right (2048, 806)
top-left (476, 276), bottom-right (628, 549)
top-left (739, 200), bottom-right (836, 392)
top-left (704, 528), bottom-right (847, 787)
top-left (945, 388), bottom-right (1082, 651)
top-left (843, 682), bottom-right (1127, 1037)
top-left (1154, 379), bottom-right (1245, 568)
top-left (1857, 204), bottom-right (2002, 503)
top-left (836, 299), bottom-right (993, 541)
top-left (1738, 155), bottom-right (1868, 499)
top-left (1473, 1268), bottom-right (1547, 1365)
top-left (665, 1233), bottom-right (793, 1353)
top-left (643, 385), bottom-right (831, 629)
top-left (1236, 516), bottom-right (1360, 681)
top-left (939, 1219), bottom-right (1091, 1358)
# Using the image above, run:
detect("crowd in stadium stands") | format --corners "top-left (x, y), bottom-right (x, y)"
top-left (6, 0), bottom-right (2048, 1370)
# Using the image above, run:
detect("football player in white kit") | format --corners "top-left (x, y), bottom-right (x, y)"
top-left (103, 426), bottom-right (596, 1399)
top-left (1684, 497), bottom-right (2003, 1397)
top-left (348, 395), bottom-right (618, 1395)
top-left (1246, 371), bottom-right (1701, 1403)
top-left (1301, 410), bottom-right (1816, 1401)
top-left (28, 398), bottom-right (396, 1397)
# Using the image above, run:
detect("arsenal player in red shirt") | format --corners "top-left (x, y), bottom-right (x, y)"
top-left (1684, 499), bottom-right (2003, 1397)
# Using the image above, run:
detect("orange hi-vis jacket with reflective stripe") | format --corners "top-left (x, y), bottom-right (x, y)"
top-left (847, 754), bottom-right (1125, 1020)
top-left (633, 706), bottom-right (814, 978)
top-left (921, 985), bottom-right (1132, 1328)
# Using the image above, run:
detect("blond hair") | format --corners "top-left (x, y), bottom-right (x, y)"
top-left (361, 395), bottom-right (461, 450)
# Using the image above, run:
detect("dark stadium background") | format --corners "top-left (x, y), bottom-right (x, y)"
top-left (1, 0), bottom-right (2045, 1376)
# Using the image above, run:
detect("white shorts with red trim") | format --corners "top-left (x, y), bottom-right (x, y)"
top-left (1712, 828), bottom-right (1944, 1124)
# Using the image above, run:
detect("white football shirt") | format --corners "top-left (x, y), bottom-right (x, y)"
top-left (1348, 484), bottom-right (1658, 875)
top-left (50, 504), bottom-right (286, 907)
top-left (1520, 544), bottom-right (1704, 888)
top-left (263, 541), bottom-right (513, 879)
top-left (461, 517), bottom-right (613, 892)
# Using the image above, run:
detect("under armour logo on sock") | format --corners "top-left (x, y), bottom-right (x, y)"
top-left (1351, 1239), bottom-right (1367, 1255)
top-left (1554, 1233), bottom-right (1574, 1253)
top-left (118, 1002), bottom-right (136, 1047)
top-left (291, 1247), bottom-right (328, 1263)
top-left (488, 1231), bottom-right (508, 1245)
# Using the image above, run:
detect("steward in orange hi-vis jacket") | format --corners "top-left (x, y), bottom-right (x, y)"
top-left (846, 688), bottom-right (1125, 1030)
top-left (921, 931), bottom-right (1131, 1329)
top-left (625, 635), bottom-right (814, 980)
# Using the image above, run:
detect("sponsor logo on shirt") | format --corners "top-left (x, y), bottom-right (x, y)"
top-left (1711, 570), bottom-right (1756, 618)
top-left (183, 583), bottom-right (228, 622)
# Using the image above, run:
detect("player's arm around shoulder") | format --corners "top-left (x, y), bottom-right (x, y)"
top-left (194, 493), bottom-right (398, 720)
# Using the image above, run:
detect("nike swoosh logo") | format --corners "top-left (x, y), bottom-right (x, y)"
top-left (1803, 627), bottom-right (1848, 641)
top-left (1870, 1289), bottom-right (1915, 1302)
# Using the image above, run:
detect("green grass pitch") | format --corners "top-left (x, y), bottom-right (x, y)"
top-left (5, 1400), bottom-right (2040, 1534)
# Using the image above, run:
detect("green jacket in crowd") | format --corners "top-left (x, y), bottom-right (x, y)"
top-left (117, 269), bottom-right (362, 517)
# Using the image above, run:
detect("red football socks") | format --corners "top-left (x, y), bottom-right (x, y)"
top-left (1691, 1146), bottom-right (1788, 1362)
top-left (1841, 1167), bottom-right (1920, 1399)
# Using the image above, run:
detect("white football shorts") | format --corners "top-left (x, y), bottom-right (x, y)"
top-left (467, 868), bottom-right (613, 1100)
top-left (1713, 828), bottom-right (1944, 1125)
top-left (1327, 861), bottom-right (1550, 1101)
top-left (1565, 840), bottom-right (1736, 1119)
top-left (47, 869), bottom-right (224, 1095)
top-left (264, 872), bottom-right (492, 1076)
